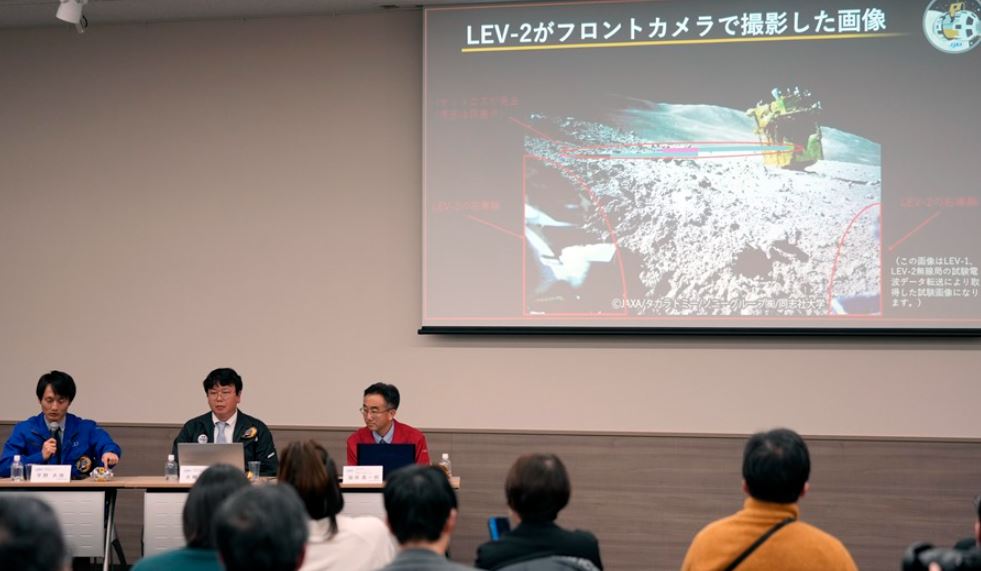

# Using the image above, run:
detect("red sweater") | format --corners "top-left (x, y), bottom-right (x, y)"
top-left (345, 420), bottom-right (431, 466)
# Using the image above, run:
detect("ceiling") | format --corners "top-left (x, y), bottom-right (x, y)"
top-left (0, 0), bottom-right (490, 29)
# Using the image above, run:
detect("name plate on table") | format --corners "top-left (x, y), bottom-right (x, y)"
top-left (343, 465), bottom-right (383, 483)
top-left (29, 465), bottom-right (71, 482)
top-left (180, 465), bottom-right (207, 484)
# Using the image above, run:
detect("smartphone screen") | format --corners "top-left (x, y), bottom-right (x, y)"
top-left (487, 516), bottom-right (511, 540)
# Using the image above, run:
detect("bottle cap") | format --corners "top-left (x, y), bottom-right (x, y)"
top-left (442, 453), bottom-right (449, 460)
top-left (167, 454), bottom-right (175, 461)
top-left (13, 455), bottom-right (20, 461)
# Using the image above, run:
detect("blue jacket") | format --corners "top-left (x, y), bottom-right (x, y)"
top-left (0, 413), bottom-right (122, 478)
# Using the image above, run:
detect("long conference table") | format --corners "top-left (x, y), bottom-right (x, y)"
top-left (0, 475), bottom-right (462, 571)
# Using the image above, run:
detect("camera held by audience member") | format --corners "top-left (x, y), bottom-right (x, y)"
top-left (902, 495), bottom-right (981, 571)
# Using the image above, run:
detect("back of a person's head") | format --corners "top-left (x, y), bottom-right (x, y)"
top-left (183, 464), bottom-right (250, 549)
top-left (742, 428), bottom-right (810, 504)
top-left (0, 496), bottom-right (68, 571)
top-left (278, 440), bottom-right (344, 529)
top-left (214, 484), bottom-right (309, 571)
top-left (384, 465), bottom-right (457, 545)
top-left (506, 453), bottom-right (571, 523)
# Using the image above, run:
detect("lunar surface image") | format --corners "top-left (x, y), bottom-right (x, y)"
top-left (521, 100), bottom-right (882, 317)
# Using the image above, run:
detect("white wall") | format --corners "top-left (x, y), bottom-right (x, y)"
top-left (1, 12), bottom-right (978, 437)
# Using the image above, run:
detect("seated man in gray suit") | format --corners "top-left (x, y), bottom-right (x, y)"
top-left (380, 465), bottom-right (474, 570)
top-left (172, 368), bottom-right (278, 476)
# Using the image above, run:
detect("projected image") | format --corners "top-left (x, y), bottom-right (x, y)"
top-left (424, 0), bottom-right (981, 331)
top-left (522, 88), bottom-right (881, 317)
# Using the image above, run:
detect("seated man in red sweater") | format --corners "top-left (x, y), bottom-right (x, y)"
top-left (346, 382), bottom-right (430, 467)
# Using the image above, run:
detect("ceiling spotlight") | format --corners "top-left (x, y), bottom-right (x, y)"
top-left (56, 0), bottom-right (89, 33)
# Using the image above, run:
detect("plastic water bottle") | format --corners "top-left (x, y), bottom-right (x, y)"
top-left (10, 455), bottom-right (24, 482)
top-left (164, 454), bottom-right (178, 481)
top-left (437, 453), bottom-right (452, 478)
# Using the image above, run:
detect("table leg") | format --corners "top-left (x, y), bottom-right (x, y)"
top-left (103, 489), bottom-right (117, 571)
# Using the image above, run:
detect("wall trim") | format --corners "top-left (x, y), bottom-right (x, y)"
top-left (3, 420), bottom-right (980, 444)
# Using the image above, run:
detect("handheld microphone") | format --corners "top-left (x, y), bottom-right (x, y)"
top-left (48, 421), bottom-right (62, 463)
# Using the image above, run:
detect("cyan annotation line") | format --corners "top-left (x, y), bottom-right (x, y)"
top-left (588, 144), bottom-right (791, 158)
top-left (461, 32), bottom-right (906, 53)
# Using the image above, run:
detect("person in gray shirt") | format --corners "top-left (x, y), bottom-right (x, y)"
top-left (380, 465), bottom-right (475, 571)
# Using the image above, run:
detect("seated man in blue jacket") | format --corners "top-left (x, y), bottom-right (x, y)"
top-left (0, 371), bottom-right (121, 478)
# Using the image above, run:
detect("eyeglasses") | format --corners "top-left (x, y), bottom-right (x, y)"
top-left (208, 390), bottom-right (236, 400)
top-left (359, 406), bottom-right (392, 417)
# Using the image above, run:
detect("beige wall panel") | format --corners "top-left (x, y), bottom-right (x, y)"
top-left (0, 13), bottom-right (979, 437)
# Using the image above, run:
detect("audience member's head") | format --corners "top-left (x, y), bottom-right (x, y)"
top-left (183, 464), bottom-right (250, 549)
top-left (742, 428), bottom-right (811, 504)
top-left (214, 484), bottom-right (308, 571)
top-left (384, 465), bottom-right (458, 550)
top-left (0, 496), bottom-right (68, 571)
top-left (505, 453), bottom-right (571, 524)
top-left (278, 440), bottom-right (345, 536)
top-left (975, 494), bottom-right (981, 545)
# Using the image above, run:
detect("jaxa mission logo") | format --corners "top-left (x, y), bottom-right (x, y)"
top-left (924, 0), bottom-right (981, 53)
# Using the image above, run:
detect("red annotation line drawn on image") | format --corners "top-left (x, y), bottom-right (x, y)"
top-left (887, 210), bottom-right (943, 252)
top-left (510, 116), bottom-right (630, 316)
top-left (508, 116), bottom-right (566, 144)
top-left (826, 202), bottom-right (881, 315)
top-left (523, 154), bottom-right (630, 317)
top-left (467, 215), bottom-right (524, 240)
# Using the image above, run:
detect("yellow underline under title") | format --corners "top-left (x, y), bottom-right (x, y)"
top-left (461, 32), bottom-right (906, 53)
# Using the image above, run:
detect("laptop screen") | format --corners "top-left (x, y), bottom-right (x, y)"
top-left (357, 443), bottom-right (415, 478)
top-left (177, 443), bottom-right (245, 471)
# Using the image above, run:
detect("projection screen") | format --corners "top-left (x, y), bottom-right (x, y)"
top-left (422, 0), bottom-right (981, 333)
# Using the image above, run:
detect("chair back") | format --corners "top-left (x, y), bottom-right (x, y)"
top-left (498, 556), bottom-right (601, 571)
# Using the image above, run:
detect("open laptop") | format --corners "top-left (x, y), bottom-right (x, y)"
top-left (357, 443), bottom-right (415, 479)
top-left (177, 443), bottom-right (245, 471)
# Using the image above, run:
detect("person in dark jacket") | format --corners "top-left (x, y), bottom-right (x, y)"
top-left (172, 367), bottom-right (277, 475)
top-left (475, 454), bottom-right (602, 570)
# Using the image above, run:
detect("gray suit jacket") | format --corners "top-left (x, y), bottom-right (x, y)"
top-left (380, 548), bottom-right (476, 571)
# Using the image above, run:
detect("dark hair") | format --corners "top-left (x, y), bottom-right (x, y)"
top-left (742, 428), bottom-right (811, 504)
top-left (183, 464), bottom-right (250, 549)
top-left (35, 370), bottom-right (76, 402)
top-left (0, 496), bottom-right (68, 571)
top-left (278, 440), bottom-right (344, 536)
top-left (505, 453), bottom-right (571, 523)
top-left (203, 368), bottom-right (243, 395)
top-left (214, 485), bottom-right (308, 571)
top-left (364, 382), bottom-right (400, 410)
top-left (383, 465), bottom-right (457, 545)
